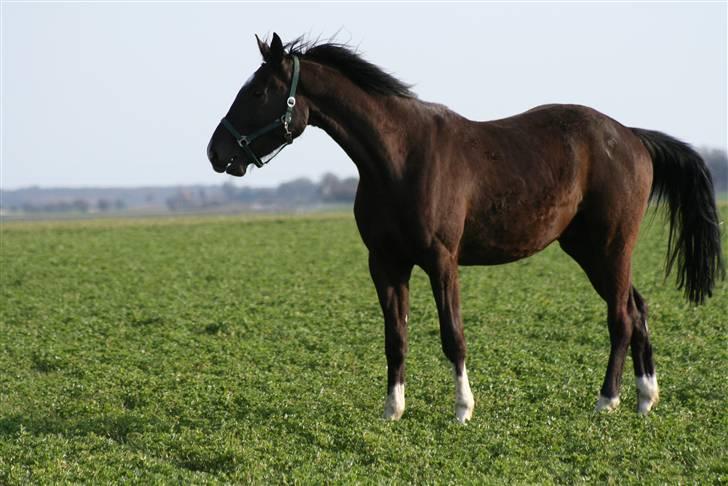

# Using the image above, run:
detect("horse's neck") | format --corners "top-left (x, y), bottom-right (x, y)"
top-left (302, 63), bottom-right (413, 181)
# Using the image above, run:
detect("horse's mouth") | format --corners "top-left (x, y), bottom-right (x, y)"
top-left (225, 162), bottom-right (248, 177)
top-left (219, 156), bottom-right (249, 177)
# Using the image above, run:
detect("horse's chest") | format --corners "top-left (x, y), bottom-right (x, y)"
top-left (353, 187), bottom-right (428, 256)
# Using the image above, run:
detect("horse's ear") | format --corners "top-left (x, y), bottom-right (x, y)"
top-left (256, 34), bottom-right (270, 61)
top-left (268, 32), bottom-right (285, 63)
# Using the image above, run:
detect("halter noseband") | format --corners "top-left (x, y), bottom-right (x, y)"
top-left (220, 55), bottom-right (300, 168)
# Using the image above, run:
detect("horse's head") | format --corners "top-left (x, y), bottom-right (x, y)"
top-left (207, 33), bottom-right (309, 176)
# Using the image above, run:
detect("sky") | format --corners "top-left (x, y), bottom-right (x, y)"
top-left (1, 2), bottom-right (726, 189)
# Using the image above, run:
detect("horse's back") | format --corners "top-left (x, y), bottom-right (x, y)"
top-left (456, 104), bottom-right (652, 265)
top-left (511, 105), bottom-right (653, 227)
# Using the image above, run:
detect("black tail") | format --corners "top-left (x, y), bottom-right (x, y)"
top-left (632, 128), bottom-right (725, 304)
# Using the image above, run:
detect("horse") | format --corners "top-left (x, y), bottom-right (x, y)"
top-left (206, 33), bottom-right (724, 422)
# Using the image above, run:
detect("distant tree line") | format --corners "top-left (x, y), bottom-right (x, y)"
top-left (9, 198), bottom-right (126, 214)
top-left (703, 148), bottom-right (727, 194)
top-left (166, 173), bottom-right (358, 211)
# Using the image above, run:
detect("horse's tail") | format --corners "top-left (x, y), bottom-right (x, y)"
top-left (632, 127), bottom-right (724, 304)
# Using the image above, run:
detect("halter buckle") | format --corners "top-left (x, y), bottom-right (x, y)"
top-left (281, 114), bottom-right (293, 142)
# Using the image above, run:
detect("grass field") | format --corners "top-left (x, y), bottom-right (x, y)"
top-left (1, 209), bottom-right (726, 483)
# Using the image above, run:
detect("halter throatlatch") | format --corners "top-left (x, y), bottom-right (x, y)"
top-left (220, 55), bottom-right (300, 168)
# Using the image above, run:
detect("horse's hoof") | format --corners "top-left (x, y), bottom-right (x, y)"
top-left (636, 374), bottom-right (659, 416)
top-left (595, 394), bottom-right (620, 412)
top-left (383, 404), bottom-right (404, 421)
top-left (383, 384), bottom-right (405, 420)
top-left (454, 366), bottom-right (474, 423)
top-left (637, 396), bottom-right (658, 415)
top-left (455, 400), bottom-right (474, 423)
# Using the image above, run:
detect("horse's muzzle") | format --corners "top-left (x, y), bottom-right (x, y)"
top-left (225, 162), bottom-right (247, 177)
top-left (207, 144), bottom-right (228, 173)
top-left (207, 146), bottom-right (247, 176)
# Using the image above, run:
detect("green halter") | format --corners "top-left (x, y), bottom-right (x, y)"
top-left (220, 55), bottom-right (300, 168)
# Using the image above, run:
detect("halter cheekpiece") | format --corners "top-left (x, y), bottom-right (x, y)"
top-left (220, 55), bottom-right (300, 168)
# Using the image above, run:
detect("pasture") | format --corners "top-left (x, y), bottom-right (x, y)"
top-left (1, 209), bottom-right (726, 483)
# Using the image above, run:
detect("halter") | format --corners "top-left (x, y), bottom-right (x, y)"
top-left (220, 55), bottom-right (300, 168)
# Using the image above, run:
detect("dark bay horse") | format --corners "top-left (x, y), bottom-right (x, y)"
top-left (207, 34), bottom-right (724, 422)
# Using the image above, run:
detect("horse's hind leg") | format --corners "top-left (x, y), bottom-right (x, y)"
top-left (559, 216), bottom-right (655, 413)
top-left (631, 288), bottom-right (659, 414)
top-left (597, 272), bottom-right (634, 412)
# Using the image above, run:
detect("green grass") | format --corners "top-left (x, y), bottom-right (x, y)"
top-left (1, 209), bottom-right (726, 483)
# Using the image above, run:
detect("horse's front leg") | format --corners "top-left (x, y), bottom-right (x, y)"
top-left (369, 252), bottom-right (413, 420)
top-left (427, 253), bottom-right (475, 423)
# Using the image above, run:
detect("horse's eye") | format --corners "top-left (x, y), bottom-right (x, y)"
top-left (253, 90), bottom-right (264, 98)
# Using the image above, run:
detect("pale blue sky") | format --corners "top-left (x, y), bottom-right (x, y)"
top-left (2, 2), bottom-right (726, 189)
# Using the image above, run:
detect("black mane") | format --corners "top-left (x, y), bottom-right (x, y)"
top-left (286, 38), bottom-right (415, 98)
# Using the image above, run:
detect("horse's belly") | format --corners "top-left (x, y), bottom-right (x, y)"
top-left (458, 202), bottom-right (576, 265)
top-left (458, 242), bottom-right (549, 265)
